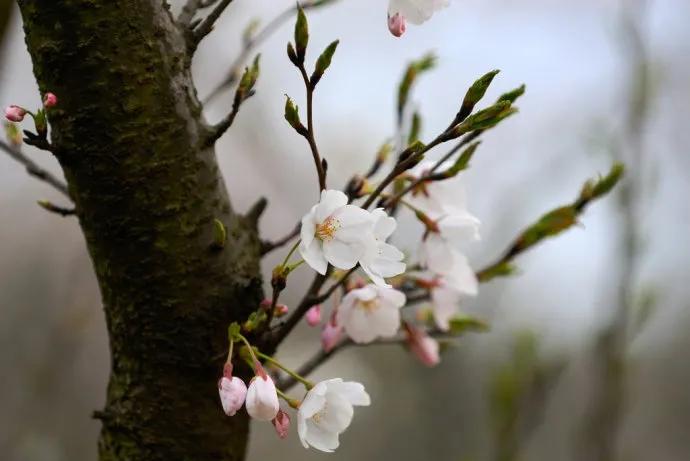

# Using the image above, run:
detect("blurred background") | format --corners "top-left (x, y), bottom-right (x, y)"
top-left (1, 0), bottom-right (689, 460)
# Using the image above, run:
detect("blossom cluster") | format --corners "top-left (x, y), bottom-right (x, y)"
top-left (219, 357), bottom-right (370, 452)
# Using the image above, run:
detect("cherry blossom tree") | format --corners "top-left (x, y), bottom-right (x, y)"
top-left (1, 1), bottom-right (623, 460)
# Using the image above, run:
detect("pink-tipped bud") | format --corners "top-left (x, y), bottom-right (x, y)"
top-left (387, 13), bottom-right (407, 38)
top-left (305, 305), bottom-right (322, 327)
top-left (272, 410), bottom-right (291, 439)
top-left (43, 93), bottom-right (58, 108)
top-left (274, 303), bottom-right (289, 318)
top-left (405, 324), bottom-right (440, 367)
top-left (218, 375), bottom-right (248, 416)
top-left (5, 105), bottom-right (26, 122)
top-left (321, 321), bottom-right (342, 353)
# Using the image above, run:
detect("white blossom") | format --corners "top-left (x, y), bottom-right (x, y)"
top-left (387, 0), bottom-right (449, 26)
top-left (336, 284), bottom-right (406, 343)
top-left (360, 208), bottom-right (406, 287)
top-left (299, 190), bottom-right (373, 275)
top-left (297, 379), bottom-right (371, 452)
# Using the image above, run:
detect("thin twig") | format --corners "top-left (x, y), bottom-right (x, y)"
top-left (0, 139), bottom-right (70, 198)
top-left (382, 131), bottom-right (481, 209)
top-left (261, 223), bottom-right (301, 255)
top-left (37, 200), bottom-right (76, 217)
top-left (203, 0), bottom-right (338, 104)
top-left (193, 0), bottom-right (235, 45)
top-left (277, 330), bottom-right (466, 391)
top-left (298, 64), bottom-right (327, 192)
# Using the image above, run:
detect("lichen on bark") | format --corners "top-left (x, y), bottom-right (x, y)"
top-left (17, 1), bottom-right (264, 460)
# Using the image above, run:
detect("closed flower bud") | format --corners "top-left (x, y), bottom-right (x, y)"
top-left (43, 92), bottom-right (58, 108)
top-left (218, 375), bottom-right (248, 416)
top-left (246, 372), bottom-right (280, 421)
top-left (305, 305), bottom-right (322, 327)
top-left (272, 410), bottom-right (291, 439)
top-left (405, 324), bottom-right (440, 367)
top-left (321, 321), bottom-right (342, 352)
top-left (387, 13), bottom-right (406, 37)
top-left (5, 105), bottom-right (26, 122)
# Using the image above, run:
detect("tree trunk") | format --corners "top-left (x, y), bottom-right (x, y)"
top-left (17, 1), bottom-right (263, 460)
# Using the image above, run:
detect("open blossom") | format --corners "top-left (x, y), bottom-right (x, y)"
top-left (245, 372), bottom-right (280, 421)
top-left (218, 375), bottom-right (248, 416)
top-left (5, 105), bottom-right (26, 122)
top-left (336, 284), bottom-right (406, 343)
top-left (405, 324), bottom-right (440, 366)
top-left (387, 0), bottom-right (449, 29)
top-left (419, 212), bottom-right (480, 275)
top-left (360, 208), bottom-right (406, 287)
top-left (297, 379), bottom-right (371, 452)
top-left (299, 190), bottom-right (373, 275)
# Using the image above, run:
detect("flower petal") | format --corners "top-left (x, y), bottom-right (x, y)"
top-left (315, 189), bottom-right (348, 223)
top-left (300, 239), bottom-right (328, 275)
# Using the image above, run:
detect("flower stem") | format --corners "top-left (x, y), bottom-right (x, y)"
top-left (276, 388), bottom-right (301, 409)
top-left (255, 350), bottom-right (314, 390)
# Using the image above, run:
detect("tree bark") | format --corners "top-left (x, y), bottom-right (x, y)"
top-left (17, 1), bottom-right (263, 460)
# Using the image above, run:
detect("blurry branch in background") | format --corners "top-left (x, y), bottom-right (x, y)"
top-left (0, 139), bottom-right (70, 196)
top-left (488, 332), bottom-right (566, 461)
top-left (579, 2), bottom-right (654, 459)
top-left (0, 138), bottom-right (75, 215)
top-left (203, 0), bottom-right (339, 104)
top-left (477, 163), bottom-right (625, 283)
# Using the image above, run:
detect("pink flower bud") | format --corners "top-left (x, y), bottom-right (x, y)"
top-left (218, 376), bottom-right (248, 416)
top-left (305, 305), bottom-right (322, 327)
top-left (5, 105), bottom-right (26, 122)
top-left (321, 321), bottom-right (342, 353)
top-left (246, 374), bottom-right (280, 421)
top-left (387, 13), bottom-right (407, 38)
top-left (272, 410), bottom-right (291, 439)
top-left (43, 92), bottom-right (58, 108)
top-left (405, 324), bottom-right (440, 367)
top-left (274, 303), bottom-right (289, 317)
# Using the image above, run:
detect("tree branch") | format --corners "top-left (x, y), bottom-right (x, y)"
top-left (0, 139), bottom-right (70, 198)
top-left (277, 330), bottom-right (466, 391)
top-left (178, 0), bottom-right (218, 27)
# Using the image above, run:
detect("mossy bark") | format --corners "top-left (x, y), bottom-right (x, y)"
top-left (17, 1), bottom-right (263, 460)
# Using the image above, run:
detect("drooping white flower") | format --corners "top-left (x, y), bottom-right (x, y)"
top-left (245, 373), bottom-right (280, 421)
top-left (419, 242), bottom-right (479, 296)
top-left (336, 284), bottom-right (406, 343)
top-left (299, 190), bottom-right (373, 275)
top-left (388, 0), bottom-right (449, 26)
top-left (429, 275), bottom-right (477, 330)
top-left (218, 376), bottom-right (248, 416)
top-left (297, 379), bottom-right (371, 452)
top-left (406, 160), bottom-right (475, 219)
top-left (419, 212), bottom-right (480, 275)
top-left (360, 208), bottom-right (406, 287)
